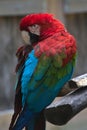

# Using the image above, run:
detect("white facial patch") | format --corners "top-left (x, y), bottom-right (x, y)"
top-left (28, 24), bottom-right (40, 36)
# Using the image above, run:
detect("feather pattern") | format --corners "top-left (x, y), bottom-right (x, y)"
top-left (21, 31), bottom-right (76, 112)
top-left (10, 13), bottom-right (77, 130)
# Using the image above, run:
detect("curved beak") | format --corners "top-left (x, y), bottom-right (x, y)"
top-left (21, 31), bottom-right (31, 44)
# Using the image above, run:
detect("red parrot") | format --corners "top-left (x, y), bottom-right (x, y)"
top-left (9, 13), bottom-right (77, 130)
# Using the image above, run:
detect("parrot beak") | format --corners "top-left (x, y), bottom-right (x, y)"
top-left (21, 31), bottom-right (31, 45)
top-left (28, 31), bottom-right (40, 44)
top-left (28, 25), bottom-right (40, 44)
top-left (21, 25), bottom-right (40, 45)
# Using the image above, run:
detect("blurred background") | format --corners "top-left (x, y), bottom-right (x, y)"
top-left (0, 0), bottom-right (87, 129)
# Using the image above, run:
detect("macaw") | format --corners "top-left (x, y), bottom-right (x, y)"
top-left (9, 13), bottom-right (77, 130)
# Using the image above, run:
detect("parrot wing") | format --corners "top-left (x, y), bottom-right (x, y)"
top-left (21, 32), bottom-right (76, 112)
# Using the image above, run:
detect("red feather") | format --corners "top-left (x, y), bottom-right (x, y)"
top-left (19, 13), bottom-right (77, 66)
top-left (34, 31), bottom-right (76, 66)
top-left (19, 13), bottom-right (65, 40)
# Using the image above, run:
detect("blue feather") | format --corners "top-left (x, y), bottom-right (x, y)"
top-left (21, 50), bottom-right (38, 106)
top-left (13, 47), bottom-right (74, 130)
top-left (21, 49), bottom-right (74, 112)
top-left (12, 106), bottom-right (36, 130)
top-left (12, 105), bottom-right (45, 130)
top-left (26, 65), bottom-right (73, 112)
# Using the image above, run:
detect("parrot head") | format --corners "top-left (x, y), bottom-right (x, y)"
top-left (19, 13), bottom-right (65, 46)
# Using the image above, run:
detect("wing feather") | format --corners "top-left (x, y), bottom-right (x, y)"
top-left (21, 32), bottom-right (76, 110)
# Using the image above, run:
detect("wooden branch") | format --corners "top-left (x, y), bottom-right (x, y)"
top-left (44, 73), bottom-right (87, 125)
top-left (58, 73), bottom-right (87, 96)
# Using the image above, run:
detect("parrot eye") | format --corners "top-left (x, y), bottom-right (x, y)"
top-left (21, 24), bottom-right (40, 45)
top-left (32, 24), bottom-right (37, 27)
top-left (28, 24), bottom-right (40, 36)
top-left (27, 24), bottom-right (40, 45)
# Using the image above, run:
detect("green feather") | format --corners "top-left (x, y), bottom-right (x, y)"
top-left (28, 53), bottom-right (76, 91)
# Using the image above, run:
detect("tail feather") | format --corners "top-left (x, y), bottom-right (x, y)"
top-left (34, 111), bottom-right (46, 130)
top-left (26, 110), bottom-right (46, 130)
top-left (12, 106), bottom-right (33, 130)
top-left (12, 106), bottom-right (46, 130)
top-left (9, 85), bottom-right (22, 130)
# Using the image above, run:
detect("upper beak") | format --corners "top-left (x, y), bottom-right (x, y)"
top-left (21, 31), bottom-right (31, 44)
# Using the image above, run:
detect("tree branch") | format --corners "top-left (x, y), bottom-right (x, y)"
top-left (44, 73), bottom-right (87, 125)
